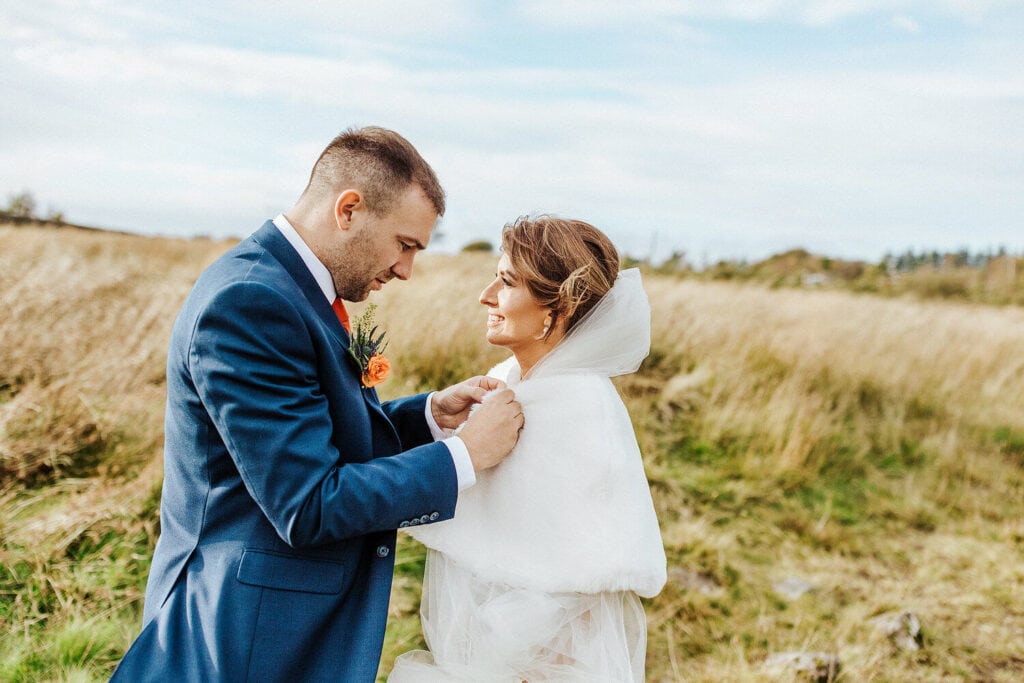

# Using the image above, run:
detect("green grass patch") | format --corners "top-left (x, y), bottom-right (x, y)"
top-left (0, 614), bottom-right (132, 683)
top-left (869, 438), bottom-right (929, 475)
top-left (994, 425), bottom-right (1024, 465)
top-left (393, 535), bottom-right (427, 580)
top-left (54, 617), bottom-right (125, 670)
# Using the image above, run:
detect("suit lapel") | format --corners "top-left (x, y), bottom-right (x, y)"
top-left (251, 221), bottom-right (398, 443)
top-left (252, 221), bottom-right (349, 350)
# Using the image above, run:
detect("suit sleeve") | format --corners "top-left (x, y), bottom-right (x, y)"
top-left (381, 394), bottom-right (434, 449)
top-left (189, 280), bottom-right (458, 548)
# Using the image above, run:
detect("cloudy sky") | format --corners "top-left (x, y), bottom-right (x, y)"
top-left (2, 1), bottom-right (1022, 263)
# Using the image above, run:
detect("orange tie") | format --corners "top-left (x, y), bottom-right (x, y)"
top-left (332, 297), bottom-right (351, 333)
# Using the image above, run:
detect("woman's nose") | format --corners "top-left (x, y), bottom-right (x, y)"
top-left (479, 279), bottom-right (498, 305)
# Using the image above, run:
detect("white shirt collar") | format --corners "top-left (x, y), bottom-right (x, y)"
top-left (272, 214), bottom-right (337, 303)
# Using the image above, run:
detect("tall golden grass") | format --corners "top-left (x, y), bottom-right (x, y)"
top-left (2, 224), bottom-right (1022, 681)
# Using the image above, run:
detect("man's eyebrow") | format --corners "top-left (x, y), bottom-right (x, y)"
top-left (499, 268), bottom-right (518, 281)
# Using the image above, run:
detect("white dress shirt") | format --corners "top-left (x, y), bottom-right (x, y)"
top-left (272, 214), bottom-right (475, 490)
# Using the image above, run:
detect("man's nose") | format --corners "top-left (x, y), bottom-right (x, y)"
top-left (391, 253), bottom-right (414, 281)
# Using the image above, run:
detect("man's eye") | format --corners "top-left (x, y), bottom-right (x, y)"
top-left (401, 242), bottom-right (413, 252)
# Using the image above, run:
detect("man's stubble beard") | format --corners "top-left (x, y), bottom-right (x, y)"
top-left (328, 221), bottom-right (378, 302)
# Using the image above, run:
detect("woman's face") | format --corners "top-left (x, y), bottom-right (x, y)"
top-left (478, 254), bottom-right (551, 353)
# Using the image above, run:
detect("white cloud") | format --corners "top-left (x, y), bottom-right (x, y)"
top-left (891, 14), bottom-right (922, 32)
top-left (515, 0), bottom-right (791, 27)
top-left (518, 0), bottom-right (1020, 27)
top-left (225, 0), bottom-right (481, 38)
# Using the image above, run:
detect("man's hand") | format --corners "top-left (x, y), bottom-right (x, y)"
top-left (458, 389), bottom-right (524, 472)
top-left (431, 376), bottom-right (507, 431)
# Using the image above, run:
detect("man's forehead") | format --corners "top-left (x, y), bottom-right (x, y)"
top-left (399, 214), bottom-right (437, 249)
top-left (389, 188), bottom-right (437, 245)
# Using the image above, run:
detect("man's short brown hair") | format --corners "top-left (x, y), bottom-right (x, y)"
top-left (304, 126), bottom-right (445, 216)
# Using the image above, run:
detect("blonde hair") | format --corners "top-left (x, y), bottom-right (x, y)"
top-left (501, 215), bottom-right (620, 339)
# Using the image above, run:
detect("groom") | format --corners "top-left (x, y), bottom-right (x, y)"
top-left (112, 126), bottom-right (524, 681)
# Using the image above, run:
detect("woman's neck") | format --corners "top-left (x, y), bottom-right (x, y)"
top-left (510, 333), bottom-right (564, 379)
top-left (514, 349), bottom-right (546, 379)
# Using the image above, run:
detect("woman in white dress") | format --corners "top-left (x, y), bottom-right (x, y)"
top-left (390, 216), bottom-right (666, 682)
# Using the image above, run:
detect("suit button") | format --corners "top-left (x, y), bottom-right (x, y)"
top-left (399, 521), bottom-right (410, 528)
top-left (419, 515), bottom-right (430, 524)
top-left (410, 518), bottom-right (420, 526)
top-left (429, 512), bottom-right (440, 521)
top-left (376, 545), bottom-right (390, 558)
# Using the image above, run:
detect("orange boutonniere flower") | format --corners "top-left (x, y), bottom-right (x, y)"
top-left (362, 353), bottom-right (391, 388)
top-left (349, 303), bottom-right (391, 388)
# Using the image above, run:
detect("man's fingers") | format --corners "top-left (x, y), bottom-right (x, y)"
top-left (475, 376), bottom-right (507, 392)
top-left (488, 389), bottom-right (516, 404)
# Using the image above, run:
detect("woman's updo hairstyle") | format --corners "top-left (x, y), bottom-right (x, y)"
top-left (501, 215), bottom-right (620, 340)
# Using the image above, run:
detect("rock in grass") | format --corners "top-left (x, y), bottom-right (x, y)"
top-left (667, 566), bottom-right (724, 596)
top-left (764, 651), bottom-right (841, 682)
top-left (772, 575), bottom-right (815, 600)
top-left (870, 610), bottom-right (923, 651)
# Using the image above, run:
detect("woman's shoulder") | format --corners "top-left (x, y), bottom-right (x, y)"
top-left (516, 373), bottom-right (618, 422)
top-left (486, 356), bottom-right (520, 383)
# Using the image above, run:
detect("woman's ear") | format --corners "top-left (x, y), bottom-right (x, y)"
top-left (545, 310), bottom-right (568, 342)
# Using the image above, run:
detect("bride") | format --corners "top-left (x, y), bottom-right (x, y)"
top-left (390, 216), bottom-right (666, 682)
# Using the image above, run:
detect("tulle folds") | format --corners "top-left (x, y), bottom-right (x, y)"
top-left (388, 550), bottom-right (647, 682)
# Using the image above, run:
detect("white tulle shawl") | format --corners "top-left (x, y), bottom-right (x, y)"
top-left (407, 269), bottom-right (667, 599)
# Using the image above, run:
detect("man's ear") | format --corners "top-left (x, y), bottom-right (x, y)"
top-left (333, 189), bottom-right (362, 231)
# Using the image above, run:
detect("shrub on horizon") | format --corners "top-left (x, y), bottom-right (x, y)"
top-left (461, 240), bottom-right (494, 253)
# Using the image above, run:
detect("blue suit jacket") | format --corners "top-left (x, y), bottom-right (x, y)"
top-left (112, 221), bottom-right (458, 682)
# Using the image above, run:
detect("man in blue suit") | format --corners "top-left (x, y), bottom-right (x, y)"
top-left (112, 127), bottom-right (524, 681)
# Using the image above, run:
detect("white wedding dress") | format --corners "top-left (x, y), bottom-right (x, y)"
top-left (389, 269), bottom-right (666, 682)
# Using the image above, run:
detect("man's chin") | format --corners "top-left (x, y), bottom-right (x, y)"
top-left (337, 286), bottom-right (372, 303)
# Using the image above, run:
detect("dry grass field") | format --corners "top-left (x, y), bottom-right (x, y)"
top-left (1, 223), bottom-right (1022, 682)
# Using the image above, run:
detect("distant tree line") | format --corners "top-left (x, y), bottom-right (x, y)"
top-left (2, 190), bottom-right (64, 223)
top-left (882, 247), bottom-right (1015, 273)
top-left (624, 245), bottom-right (1020, 277)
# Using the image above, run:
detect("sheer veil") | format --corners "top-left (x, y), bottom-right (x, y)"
top-left (526, 267), bottom-right (651, 380)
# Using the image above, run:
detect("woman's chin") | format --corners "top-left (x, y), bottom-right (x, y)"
top-left (484, 331), bottom-right (509, 349)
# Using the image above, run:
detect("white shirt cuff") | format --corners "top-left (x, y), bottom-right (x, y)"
top-left (424, 392), bottom-right (448, 441)
top-left (444, 436), bottom-right (476, 491)
top-left (425, 392), bottom-right (476, 491)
